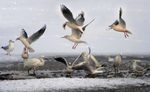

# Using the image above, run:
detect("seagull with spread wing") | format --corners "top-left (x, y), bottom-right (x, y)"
top-left (16, 25), bottom-right (46, 53)
top-left (72, 48), bottom-right (104, 76)
top-left (61, 18), bottom-right (95, 49)
top-left (54, 47), bottom-right (91, 73)
top-left (109, 8), bottom-right (132, 38)
top-left (60, 4), bottom-right (85, 33)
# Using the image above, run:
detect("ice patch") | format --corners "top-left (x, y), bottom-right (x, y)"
top-left (0, 78), bottom-right (149, 92)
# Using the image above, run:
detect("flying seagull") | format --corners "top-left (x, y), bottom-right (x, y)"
top-left (54, 47), bottom-right (91, 73)
top-left (60, 4), bottom-right (85, 33)
top-left (16, 25), bottom-right (46, 53)
top-left (109, 8), bottom-right (132, 38)
top-left (72, 49), bottom-right (104, 76)
top-left (62, 19), bottom-right (95, 49)
top-left (1, 40), bottom-right (14, 56)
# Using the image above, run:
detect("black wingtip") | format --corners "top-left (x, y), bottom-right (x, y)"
top-left (60, 4), bottom-right (66, 9)
top-left (39, 25), bottom-right (46, 32)
top-left (54, 57), bottom-right (64, 61)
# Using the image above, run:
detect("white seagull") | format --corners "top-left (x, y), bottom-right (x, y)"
top-left (72, 49), bottom-right (104, 76)
top-left (62, 19), bottom-right (95, 49)
top-left (54, 47), bottom-right (91, 73)
top-left (109, 8), bottom-right (132, 38)
top-left (16, 25), bottom-right (46, 53)
top-left (24, 56), bottom-right (46, 75)
top-left (61, 4), bottom-right (95, 49)
top-left (60, 4), bottom-right (85, 33)
top-left (130, 60), bottom-right (148, 73)
top-left (54, 54), bottom-right (82, 73)
top-left (113, 54), bottom-right (122, 74)
top-left (1, 40), bottom-right (14, 56)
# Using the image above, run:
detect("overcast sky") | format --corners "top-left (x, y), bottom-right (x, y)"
top-left (0, 0), bottom-right (150, 55)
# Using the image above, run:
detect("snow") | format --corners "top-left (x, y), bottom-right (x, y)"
top-left (0, 78), bottom-right (150, 92)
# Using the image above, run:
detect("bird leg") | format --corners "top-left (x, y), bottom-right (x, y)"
top-left (124, 32), bottom-right (129, 38)
top-left (33, 68), bottom-right (36, 75)
top-left (28, 69), bottom-right (30, 75)
top-left (72, 43), bottom-right (78, 49)
top-left (63, 22), bottom-right (67, 30)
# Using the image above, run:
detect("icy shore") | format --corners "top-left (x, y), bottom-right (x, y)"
top-left (0, 78), bottom-right (150, 92)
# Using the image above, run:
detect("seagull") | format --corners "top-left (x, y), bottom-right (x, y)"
top-left (62, 19), bottom-right (95, 49)
top-left (16, 25), bottom-right (46, 53)
top-left (1, 40), bottom-right (14, 56)
top-left (54, 47), bottom-right (91, 73)
top-left (72, 49), bottom-right (104, 76)
top-left (113, 54), bottom-right (122, 74)
top-left (24, 56), bottom-right (47, 75)
top-left (54, 54), bottom-right (82, 73)
top-left (60, 4), bottom-right (85, 33)
top-left (130, 60), bottom-right (148, 73)
top-left (109, 8), bottom-right (132, 38)
top-left (22, 47), bottom-right (29, 60)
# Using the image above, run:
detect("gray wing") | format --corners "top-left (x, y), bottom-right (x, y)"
top-left (119, 8), bottom-right (126, 28)
top-left (71, 29), bottom-right (82, 39)
top-left (54, 57), bottom-right (68, 67)
top-left (60, 4), bottom-right (75, 23)
top-left (72, 62), bottom-right (88, 70)
top-left (75, 11), bottom-right (85, 26)
top-left (136, 65), bottom-right (145, 71)
top-left (109, 20), bottom-right (119, 28)
top-left (119, 18), bottom-right (126, 28)
top-left (21, 29), bottom-right (28, 38)
top-left (27, 25), bottom-right (46, 44)
top-left (1, 45), bottom-right (9, 50)
top-left (89, 55), bottom-right (100, 67)
top-left (82, 18), bottom-right (95, 31)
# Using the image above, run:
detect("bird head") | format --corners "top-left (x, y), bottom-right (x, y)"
top-left (16, 37), bottom-right (20, 41)
top-left (61, 35), bottom-right (70, 39)
top-left (9, 40), bottom-right (14, 43)
top-left (63, 22), bottom-right (67, 30)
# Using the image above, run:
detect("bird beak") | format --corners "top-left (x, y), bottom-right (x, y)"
top-left (63, 22), bottom-right (67, 30)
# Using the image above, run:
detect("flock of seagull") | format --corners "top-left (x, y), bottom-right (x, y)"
top-left (0, 5), bottom-right (149, 77)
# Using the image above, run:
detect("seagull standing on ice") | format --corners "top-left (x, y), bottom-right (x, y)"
top-left (24, 56), bottom-right (46, 75)
top-left (130, 60), bottom-right (148, 73)
top-left (113, 54), bottom-right (122, 74)
top-left (1, 40), bottom-right (14, 56)
top-left (16, 25), bottom-right (46, 53)
top-left (109, 8), bottom-right (132, 38)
